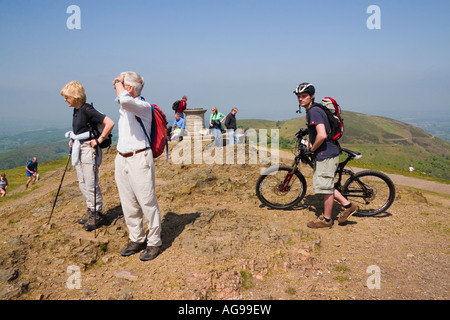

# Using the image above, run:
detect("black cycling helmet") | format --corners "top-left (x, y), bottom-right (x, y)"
top-left (294, 82), bottom-right (315, 95)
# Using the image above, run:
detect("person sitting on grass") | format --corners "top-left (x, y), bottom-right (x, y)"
top-left (0, 173), bottom-right (8, 197)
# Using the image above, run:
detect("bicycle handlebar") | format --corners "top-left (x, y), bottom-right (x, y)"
top-left (294, 129), bottom-right (363, 166)
top-left (295, 128), bottom-right (309, 139)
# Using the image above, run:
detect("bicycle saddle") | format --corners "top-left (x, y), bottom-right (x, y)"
top-left (341, 148), bottom-right (362, 160)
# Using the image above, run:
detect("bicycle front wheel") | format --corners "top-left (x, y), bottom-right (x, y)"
top-left (342, 170), bottom-right (396, 216)
top-left (256, 165), bottom-right (307, 210)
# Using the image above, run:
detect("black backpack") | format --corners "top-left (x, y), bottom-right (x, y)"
top-left (26, 160), bottom-right (35, 171)
top-left (81, 103), bottom-right (112, 149)
top-left (172, 100), bottom-right (180, 111)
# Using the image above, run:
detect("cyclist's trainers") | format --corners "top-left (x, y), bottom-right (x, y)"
top-left (338, 203), bottom-right (358, 225)
top-left (307, 215), bottom-right (332, 229)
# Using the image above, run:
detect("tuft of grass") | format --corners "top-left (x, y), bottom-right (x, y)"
top-left (334, 265), bottom-right (350, 272)
top-left (285, 287), bottom-right (296, 295)
top-left (239, 270), bottom-right (253, 290)
top-left (334, 275), bottom-right (350, 282)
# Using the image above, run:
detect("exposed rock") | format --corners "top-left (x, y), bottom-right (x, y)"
top-left (115, 270), bottom-right (138, 282)
top-left (0, 269), bottom-right (19, 283)
top-left (0, 282), bottom-right (28, 300)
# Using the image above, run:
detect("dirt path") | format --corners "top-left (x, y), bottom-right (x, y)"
top-left (276, 148), bottom-right (450, 195)
top-left (378, 173), bottom-right (450, 195)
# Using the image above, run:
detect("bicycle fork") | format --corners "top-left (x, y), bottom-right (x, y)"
top-left (280, 163), bottom-right (298, 192)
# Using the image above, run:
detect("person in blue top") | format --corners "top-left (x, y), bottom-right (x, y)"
top-left (25, 157), bottom-right (38, 188)
top-left (171, 113), bottom-right (185, 141)
top-left (294, 83), bottom-right (358, 228)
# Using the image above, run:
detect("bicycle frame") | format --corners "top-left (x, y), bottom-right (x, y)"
top-left (293, 134), bottom-right (368, 200)
top-left (257, 130), bottom-right (395, 213)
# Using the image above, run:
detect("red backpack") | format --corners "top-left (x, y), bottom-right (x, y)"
top-left (150, 104), bottom-right (169, 160)
top-left (136, 103), bottom-right (169, 161)
top-left (317, 97), bottom-right (344, 141)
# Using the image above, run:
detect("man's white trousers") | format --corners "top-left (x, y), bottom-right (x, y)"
top-left (115, 149), bottom-right (162, 247)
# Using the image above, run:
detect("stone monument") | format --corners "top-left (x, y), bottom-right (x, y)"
top-left (184, 108), bottom-right (207, 136)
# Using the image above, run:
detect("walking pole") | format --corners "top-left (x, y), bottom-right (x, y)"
top-left (47, 149), bottom-right (72, 225)
top-left (87, 122), bottom-right (100, 238)
top-left (92, 143), bottom-right (99, 239)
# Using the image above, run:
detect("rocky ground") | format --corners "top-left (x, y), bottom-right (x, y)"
top-left (0, 141), bottom-right (449, 300)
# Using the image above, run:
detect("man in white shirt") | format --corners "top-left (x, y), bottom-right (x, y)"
top-left (112, 71), bottom-right (162, 261)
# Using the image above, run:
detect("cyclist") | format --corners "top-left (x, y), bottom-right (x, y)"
top-left (294, 83), bottom-right (358, 228)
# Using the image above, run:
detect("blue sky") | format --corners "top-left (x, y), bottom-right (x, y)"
top-left (0, 0), bottom-right (449, 133)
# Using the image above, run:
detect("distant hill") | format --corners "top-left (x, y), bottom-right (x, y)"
top-left (0, 128), bottom-right (69, 153)
top-left (0, 128), bottom-right (69, 170)
top-left (237, 111), bottom-right (450, 180)
top-left (405, 119), bottom-right (450, 142)
top-left (1, 112), bottom-right (449, 180)
top-left (0, 127), bottom-right (118, 170)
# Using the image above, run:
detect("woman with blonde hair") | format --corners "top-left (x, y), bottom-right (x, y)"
top-left (60, 80), bottom-right (114, 231)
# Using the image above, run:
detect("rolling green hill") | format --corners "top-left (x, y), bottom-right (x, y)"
top-left (0, 128), bottom-right (70, 170)
top-left (237, 111), bottom-right (450, 180)
top-left (1, 112), bottom-right (449, 180)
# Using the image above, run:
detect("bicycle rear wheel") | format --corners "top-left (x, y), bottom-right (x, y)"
top-left (256, 165), bottom-right (307, 210)
top-left (342, 170), bottom-right (396, 216)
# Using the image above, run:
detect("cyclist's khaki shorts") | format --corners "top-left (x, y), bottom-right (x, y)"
top-left (313, 156), bottom-right (339, 194)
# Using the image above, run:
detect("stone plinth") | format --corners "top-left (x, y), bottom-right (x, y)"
top-left (184, 108), bottom-right (207, 136)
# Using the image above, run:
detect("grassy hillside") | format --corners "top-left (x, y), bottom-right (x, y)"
top-left (238, 111), bottom-right (450, 180)
top-left (0, 156), bottom-right (69, 201)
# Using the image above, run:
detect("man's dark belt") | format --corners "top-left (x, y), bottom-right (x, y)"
top-left (119, 147), bottom-right (150, 158)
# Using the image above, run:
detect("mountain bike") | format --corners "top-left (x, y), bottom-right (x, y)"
top-left (256, 129), bottom-right (396, 215)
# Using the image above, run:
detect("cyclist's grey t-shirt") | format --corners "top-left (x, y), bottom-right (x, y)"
top-left (306, 104), bottom-right (340, 161)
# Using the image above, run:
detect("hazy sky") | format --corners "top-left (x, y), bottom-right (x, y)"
top-left (0, 0), bottom-right (449, 133)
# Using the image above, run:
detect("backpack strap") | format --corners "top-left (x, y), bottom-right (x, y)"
top-left (136, 97), bottom-right (169, 162)
top-left (135, 115), bottom-right (151, 148)
top-left (310, 103), bottom-right (336, 143)
top-left (135, 96), bottom-right (152, 148)
top-left (80, 103), bottom-right (95, 140)
top-left (135, 113), bottom-right (169, 162)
